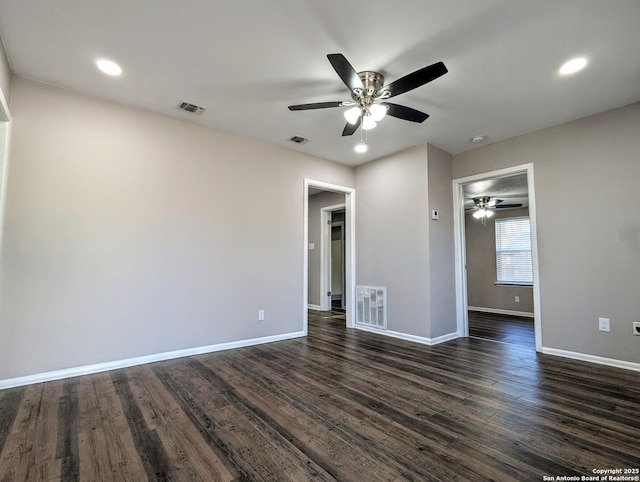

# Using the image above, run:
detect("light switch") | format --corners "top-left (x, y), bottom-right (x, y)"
top-left (308, 243), bottom-right (315, 250)
top-left (431, 210), bottom-right (439, 220)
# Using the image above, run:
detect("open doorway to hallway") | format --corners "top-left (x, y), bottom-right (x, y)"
top-left (307, 189), bottom-right (345, 312)
top-left (329, 209), bottom-right (346, 311)
top-left (303, 180), bottom-right (355, 333)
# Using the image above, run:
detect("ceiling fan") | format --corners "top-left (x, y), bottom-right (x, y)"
top-left (467, 196), bottom-right (523, 220)
top-left (288, 54), bottom-right (448, 137)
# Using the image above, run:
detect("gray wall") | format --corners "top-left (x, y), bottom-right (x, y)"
top-left (356, 146), bottom-right (430, 337)
top-left (426, 144), bottom-right (456, 338)
top-left (453, 102), bottom-right (640, 363)
top-left (307, 191), bottom-right (345, 307)
top-left (355, 144), bottom-right (456, 340)
top-left (465, 207), bottom-right (534, 313)
top-left (0, 78), bottom-right (354, 380)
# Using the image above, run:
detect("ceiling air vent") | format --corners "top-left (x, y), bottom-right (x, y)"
top-left (178, 101), bottom-right (206, 115)
top-left (288, 136), bottom-right (309, 145)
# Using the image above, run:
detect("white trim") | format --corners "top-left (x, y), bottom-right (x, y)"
top-left (468, 306), bottom-right (534, 318)
top-left (307, 304), bottom-right (323, 311)
top-left (452, 180), bottom-right (468, 338)
top-left (0, 330), bottom-right (306, 390)
top-left (429, 332), bottom-right (460, 345)
top-left (355, 324), bottom-right (459, 346)
top-left (542, 347), bottom-right (640, 373)
top-left (304, 179), bottom-right (356, 332)
top-left (527, 167), bottom-right (543, 350)
top-left (0, 84), bottom-right (12, 262)
top-left (452, 163), bottom-right (542, 352)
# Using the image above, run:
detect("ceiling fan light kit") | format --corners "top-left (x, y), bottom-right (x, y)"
top-left (288, 53), bottom-right (448, 151)
top-left (344, 106), bottom-right (361, 125)
top-left (467, 195), bottom-right (524, 225)
top-left (354, 142), bottom-right (368, 153)
top-left (473, 208), bottom-right (494, 219)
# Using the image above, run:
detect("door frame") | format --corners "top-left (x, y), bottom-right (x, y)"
top-left (303, 179), bottom-right (355, 333)
top-left (452, 163), bottom-right (542, 351)
top-left (321, 205), bottom-right (345, 311)
top-left (0, 85), bottom-right (12, 261)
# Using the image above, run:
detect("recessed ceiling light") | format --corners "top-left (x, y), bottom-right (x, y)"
top-left (559, 57), bottom-right (588, 75)
top-left (96, 59), bottom-right (122, 76)
top-left (354, 142), bottom-right (368, 153)
top-left (471, 135), bottom-right (486, 144)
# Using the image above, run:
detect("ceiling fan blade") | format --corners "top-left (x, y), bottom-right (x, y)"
top-left (288, 101), bottom-right (343, 111)
top-left (342, 117), bottom-right (361, 136)
top-left (382, 61), bottom-right (448, 98)
top-left (382, 102), bottom-right (429, 123)
top-left (327, 54), bottom-right (364, 92)
top-left (495, 204), bottom-right (523, 209)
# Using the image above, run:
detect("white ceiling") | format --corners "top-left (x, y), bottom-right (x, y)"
top-left (1, 1), bottom-right (639, 167)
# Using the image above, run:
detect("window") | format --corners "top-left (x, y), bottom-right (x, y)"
top-left (495, 217), bottom-right (532, 284)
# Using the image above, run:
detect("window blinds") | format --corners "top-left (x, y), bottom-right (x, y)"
top-left (495, 217), bottom-right (533, 284)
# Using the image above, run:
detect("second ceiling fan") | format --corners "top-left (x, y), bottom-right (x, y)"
top-left (288, 54), bottom-right (448, 136)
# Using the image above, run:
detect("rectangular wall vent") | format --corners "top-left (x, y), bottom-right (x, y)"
top-left (356, 286), bottom-right (387, 329)
top-left (288, 136), bottom-right (309, 144)
top-left (178, 101), bottom-right (207, 114)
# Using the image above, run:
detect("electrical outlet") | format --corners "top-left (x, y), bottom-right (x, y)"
top-left (258, 310), bottom-right (265, 321)
top-left (633, 322), bottom-right (640, 336)
top-left (515, 296), bottom-right (520, 303)
top-left (598, 317), bottom-right (610, 332)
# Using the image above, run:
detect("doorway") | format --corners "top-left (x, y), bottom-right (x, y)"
top-left (0, 88), bottom-right (12, 258)
top-left (303, 179), bottom-right (355, 335)
top-left (452, 164), bottom-right (542, 351)
top-left (328, 210), bottom-right (345, 311)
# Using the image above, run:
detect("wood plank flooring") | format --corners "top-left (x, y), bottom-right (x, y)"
top-left (1, 310), bottom-right (639, 481)
top-left (468, 310), bottom-right (535, 347)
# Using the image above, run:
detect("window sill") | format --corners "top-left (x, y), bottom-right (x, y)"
top-left (494, 282), bottom-right (533, 287)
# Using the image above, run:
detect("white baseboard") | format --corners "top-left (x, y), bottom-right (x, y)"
top-left (542, 347), bottom-right (640, 372)
top-left (307, 304), bottom-right (323, 311)
top-left (430, 332), bottom-right (461, 345)
top-left (468, 306), bottom-right (534, 318)
top-left (355, 324), bottom-right (459, 346)
top-left (0, 331), bottom-right (306, 390)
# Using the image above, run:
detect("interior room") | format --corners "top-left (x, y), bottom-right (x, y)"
top-left (0, 1), bottom-right (639, 480)
top-left (463, 173), bottom-right (536, 347)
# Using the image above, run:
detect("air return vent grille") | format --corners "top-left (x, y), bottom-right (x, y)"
top-left (178, 101), bottom-right (206, 114)
top-left (288, 136), bottom-right (309, 144)
top-left (356, 286), bottom-right (387, 329)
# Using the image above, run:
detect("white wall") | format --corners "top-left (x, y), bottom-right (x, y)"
top-left (453, 102), bottom-right (640, 363)
top-left (0, 78), bottom-right (354, 380)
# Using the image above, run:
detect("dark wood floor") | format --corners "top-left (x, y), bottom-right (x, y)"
top-left (1, 311), bottom-right (639, 481)
top-left (468, 310), bottom-right (535, 347)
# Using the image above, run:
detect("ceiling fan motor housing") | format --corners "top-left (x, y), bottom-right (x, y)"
top-left (473, 196), bottom-right (492, 208)
top-left (356, 71), bottom-right (385, 97)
